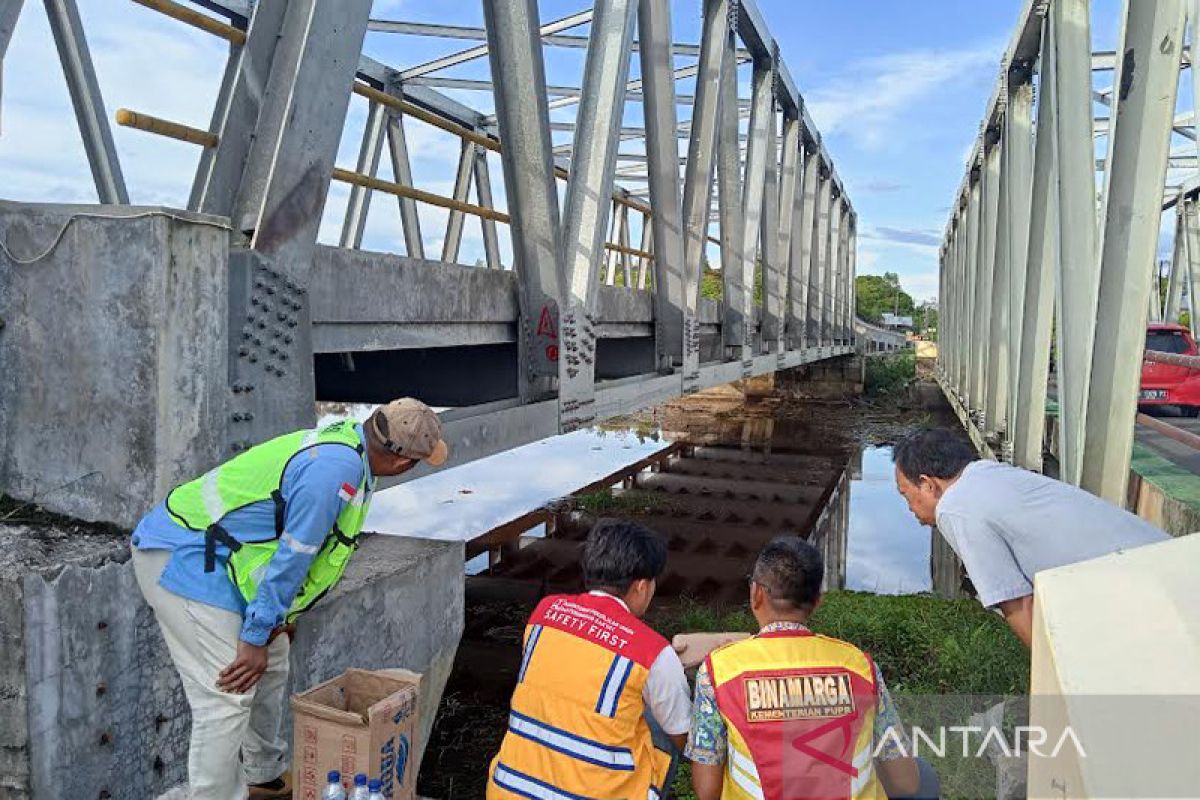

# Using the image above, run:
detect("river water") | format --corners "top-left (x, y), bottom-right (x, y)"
top-left (336, 388), bottom-right (937, 597)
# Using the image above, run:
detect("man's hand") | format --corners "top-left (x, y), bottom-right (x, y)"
top-left (218, 640), bottom-right (269, 693)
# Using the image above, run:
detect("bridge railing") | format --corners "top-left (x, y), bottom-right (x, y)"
top-left (938, 0), bottom-right (1199, 503)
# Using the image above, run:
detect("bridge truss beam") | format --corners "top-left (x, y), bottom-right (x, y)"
top-left (939, 0), bottom-right (1196, 505)
top-left (0, 0), bottom-right (861, 483)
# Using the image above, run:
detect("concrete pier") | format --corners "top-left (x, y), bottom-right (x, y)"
top-left (0, 520), bottom-right (462, 800)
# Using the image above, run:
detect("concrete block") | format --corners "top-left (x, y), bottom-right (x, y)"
top-left (0, 516), bottom-right (463, 800)
top-left (1029, 535), bottom-right (1200, 798)
top-left (0, 203), bottom-right (230, 529)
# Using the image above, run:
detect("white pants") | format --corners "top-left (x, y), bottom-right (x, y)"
top-left (133, 548), bottom-right (290, 800)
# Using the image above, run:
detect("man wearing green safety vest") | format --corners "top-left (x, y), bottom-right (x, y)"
top-left (131, 398), bottom-right (448, 800)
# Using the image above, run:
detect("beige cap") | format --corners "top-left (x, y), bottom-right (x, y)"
top-left (368, 398), bottom-right (449, 466)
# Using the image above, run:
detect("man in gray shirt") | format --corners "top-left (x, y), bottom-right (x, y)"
top-left (892, 428), bottom-right (1168, 647)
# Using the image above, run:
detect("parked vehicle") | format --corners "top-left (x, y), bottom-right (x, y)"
top-left (1140, 323), bottom-right (1200, 417)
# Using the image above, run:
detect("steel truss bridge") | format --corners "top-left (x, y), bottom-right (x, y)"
top-left (0, 0), bottom-right (896, 485)
top-left (938, 0), bottom-right (1200, 504)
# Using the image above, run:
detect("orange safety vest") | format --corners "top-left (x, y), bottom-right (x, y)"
top-left (707, 628), bottom-right (884, 800)
top-left (487, 593), bottom-right (673, 800)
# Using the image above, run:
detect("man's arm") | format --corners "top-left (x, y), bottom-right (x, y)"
top-left (684, 663), bottom-right (727, 800)
top-left (998, 594), bottom-right (1034, 648)
top-left (219, 445), bottom-right (363, 693)
top-left (643, 646), bottom-right (692, 752)
top-left (690, 762), bottom-right (724, 800)
top-left (871, 664), bottom-right (921, 797)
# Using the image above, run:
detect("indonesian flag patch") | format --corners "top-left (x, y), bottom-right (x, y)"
top-left (338, 483), bottom-right (357, 503)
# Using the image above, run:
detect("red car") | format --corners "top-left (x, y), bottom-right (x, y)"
top-left (1140, 323), bottom-right (1200, 417)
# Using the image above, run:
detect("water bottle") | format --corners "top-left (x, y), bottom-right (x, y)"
top-left (348, 773), bottom-right (370, 800)
top-left (321, 770), bottom-right (346, 800)
top-left (367, 779), bottom-right (385, 800)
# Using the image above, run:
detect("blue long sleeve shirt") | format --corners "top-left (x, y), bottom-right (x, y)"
top-left (132, 424), bottom-right (373, 645)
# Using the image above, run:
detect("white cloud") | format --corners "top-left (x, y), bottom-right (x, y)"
top-left (807, 44), bottom-right (1000, 151)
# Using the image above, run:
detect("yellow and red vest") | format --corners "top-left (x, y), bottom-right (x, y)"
top-left (707, 628), bottom-right (884, 800)
top-left (487, 593), bottom-right (673, 800)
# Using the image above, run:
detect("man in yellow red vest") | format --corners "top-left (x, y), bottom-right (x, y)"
top-left (488, 519), bottom-right (692, 800)
top-left (686, 537), bottom-right (939, 800)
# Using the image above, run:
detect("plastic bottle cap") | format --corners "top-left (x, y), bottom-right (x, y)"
top-left (327, 770), bottom-right (341, 782)
top-left (354, 774), bottom-right (368, 785)
top-left (369, 780), bottom-right (381, 791)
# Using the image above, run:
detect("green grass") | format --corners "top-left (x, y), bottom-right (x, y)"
top-left (573, 488), bottom-right (675, 516)
top-left (655, 592), bottom-right (1029, 799)
top-left (865, 352), bottom-right (917, 397)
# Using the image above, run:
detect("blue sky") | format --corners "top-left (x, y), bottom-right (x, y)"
top-left (5, 0), bottom-right (1158, 307)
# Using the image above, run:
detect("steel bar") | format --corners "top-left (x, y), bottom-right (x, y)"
top-left (332, 168), bottom-right (509, 222)
top-left (441, 139), bottom-right (477, 263)
top-left (401, 9), bottom-right (591, 80)
top-left (115, 107), bottom-right (218, 147)
top-left (131, 0), bottom-right (245, 43)
top-left (189, 0), bottom-right (286, 215)
top-left (679, 0), bottom-right (727, 390)
top-left (738, 56), bottom-right (775, 360)
top-left (617, 203), bottom-right (633, 286)
top-left (354, 82), bottom-right (499, 153)
top-left (44, 0), bottom-right (129, 204)
top-left (340, 99), bottom-right (387, 249)
top-left (758, 101), bottom-right (780, 351)
top-left (790, 145), bottom-right (818, 348)
top-left (1143, 349), bottom-right (1200, 369)
top-left (1136, 412), bottom-right (1200, 449)
top-left (636, 217), bottom-right (653, 290)
top-left (1186, 198), bottom-right (1200, 338)
top-left (0, 0), bottom-right (25, 135)
top-left (1165, 212), bottom-right (1187, 322)
top-left (1149, 261), bottom-right (1163, 323)
top-left (385, 107), bottom-right (425, 259)
top-left (556, 0), bottom-right (639, 431)
top-left (988, 125), bottom-right (1012, 442)
top-left (365, 18), bottom-right (745, 60)
top-left (234, 0), bottom-right (371, 266)
top-left (1004, 73), bottom-right (1034, 450)
top-left (964, 173), bottom-right (982, 406)
top-left (545, 53), bottom-right (752, 114)
top-left (768, 112), bottom-right (800, 352)
top-left (473, 146), bottom-right (502, 270)
top-left (483, 0), bottom-right (564, 397)
top-left (824, 193), bottom-right (841, 345)
top-left (808, 171), bottom-right (831, 346)
top-left (1083, 0), bottom-right (1186, 502)
top-left (1193, 0), bottom-right (1200, 173)
top-left (717, 35), bottom-right (747, 359)
top-left (604, 200), bottom-right (621, 285)
top-left (1051, 0), bottom-right (1099, 486)
top-left (977, 144), bottom-right (1002, 428)
top-left (1013, 17), bottom-right (1059, 472)
top-left (847, 215), bottom-right (857, 344)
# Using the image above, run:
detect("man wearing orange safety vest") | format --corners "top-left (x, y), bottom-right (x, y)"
top-left (686, 537), bottom-right (939, 800)
top-left (488, 519), bottom-right (692, 800)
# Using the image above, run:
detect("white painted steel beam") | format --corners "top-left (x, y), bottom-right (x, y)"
top-left (1082, 0), bottom-right (1186, 503)
top-left (44, 0), bottom-right (128, 204)
top-left (556, 0), bottom-right (638, 431)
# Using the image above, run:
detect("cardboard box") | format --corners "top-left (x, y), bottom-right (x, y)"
top-left (292, 669), bottom-right (421, 800)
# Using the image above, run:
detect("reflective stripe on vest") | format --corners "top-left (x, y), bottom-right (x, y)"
top-left (164, 420), bottom-right (371, 622)
top-left (707, 629), bottom-right (883, 800)
top-left (487, 594), bottom-right (672, 800)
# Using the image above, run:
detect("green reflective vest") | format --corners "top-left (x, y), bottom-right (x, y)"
top-left (164, 419), bottom-right (372, 623)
